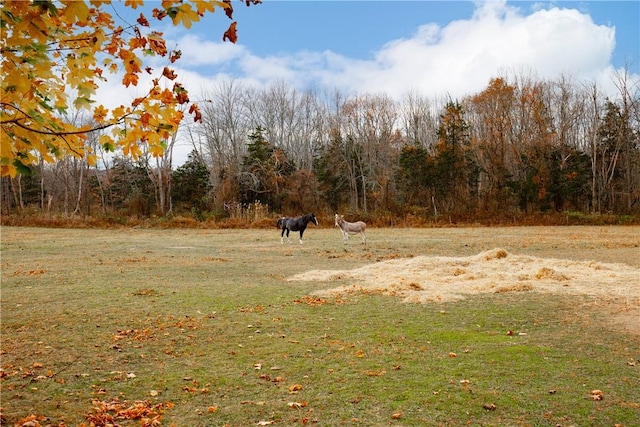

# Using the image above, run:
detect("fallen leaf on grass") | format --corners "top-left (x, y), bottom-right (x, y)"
top-left (294, 296), bottom-right (329, 306)
top-left (287, 401), bottom-right (308, 409)
top-left (288, 384), bottom-right (302, 393)
top-left (14, 414), bottom-right (46, 426)
top-left (84, 398), bottom-right (174, 424)
top-left (391, 412), bottom-right (402, 419)
top-left (590, 390), bottom-right (604, 401)
top-left (483, 403), bottom-right (497, 411)
top-left (208, 406), bottom-right (218, 413)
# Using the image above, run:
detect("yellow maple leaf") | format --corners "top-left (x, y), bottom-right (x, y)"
top-left (196, 1), bottom-right (218, 15)
top-left (149, 142), bottom-right (167, 158)
top-left (124, 0), bottom-right (143, 9)
top-left (62, 0), bottom-right (91, 23)
top-left (1, 165), bottom-right (18, 178)
top-left (172, 4), bottom-right (200, 29)
top-left (93, 105), bottom-right (109, 122)
top-left (86, 154), bottom-right (98, 166)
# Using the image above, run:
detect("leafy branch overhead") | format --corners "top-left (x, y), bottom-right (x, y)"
top-left (0, 0), bottom-right (261, 177)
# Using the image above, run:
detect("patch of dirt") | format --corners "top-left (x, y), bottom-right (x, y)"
top-left (288, 248), bottom-right (640, 305)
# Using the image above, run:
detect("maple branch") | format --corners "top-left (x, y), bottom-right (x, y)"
top-left (1, 102), bottom-right (123, 136)
top-left (0, 115), bottom-right (84, 159)
top-left (1, 91), bottom-right (173, 137)
top-left (57, 133), bottom-right (84, 158)
top-left (1, 116), bottom-right (114, 136)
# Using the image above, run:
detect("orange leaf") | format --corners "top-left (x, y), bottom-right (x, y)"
top-left (223, 21), bottom-right (237, 43)
top-left (93, 104), bottom-right (109, 122)
top-left (162, 67), bottom-right (177, 80)
top-left (123, 72), bottom-right (139, 87)
top-left (189, 103), bottom-right (202, 122)
top-left (288, 384), bottom-right (302, 393)
top-left (137, 13), bottom-right (149, 26)
top-left (223, 0), bottom-right (234, 19)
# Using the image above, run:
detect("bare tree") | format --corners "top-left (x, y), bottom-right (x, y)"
top-left (466, 77), bottom-right (518, 212)
top-left (244, 81), bottom-right (329, 169)
top-left (611, 67), bottom-right (640, 212)
top-left (398, 91), bottom-right (439, 148)
top-left (195, 79), bottom-right (252, 206)
top-left (339, 93), bottom-right (400, 212)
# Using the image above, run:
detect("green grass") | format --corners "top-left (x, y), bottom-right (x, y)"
top-left (1, 225), bottom-right (639, 426)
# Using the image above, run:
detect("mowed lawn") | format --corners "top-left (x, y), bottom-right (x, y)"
top-left (1, 224), bottom-right (639, 426)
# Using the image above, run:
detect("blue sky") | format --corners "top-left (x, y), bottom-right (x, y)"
top-left (105, 0), bottom-right (638, 102)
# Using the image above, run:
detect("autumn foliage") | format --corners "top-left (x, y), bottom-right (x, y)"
top-left (0, 0), bottom-right (260, 177)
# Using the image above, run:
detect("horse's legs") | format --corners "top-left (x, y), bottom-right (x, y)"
top-left (342, 229), bottom-right (348, 244)
top-left (286, 229), bottom-right (292, 244)
top-left (299, 230), bottom-right (304, 244)
top-left (281, 228), bottom-right (285, 244)
top-left (361, 231), bottom-right (366, 244)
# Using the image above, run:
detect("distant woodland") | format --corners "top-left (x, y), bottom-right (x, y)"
top-left (2, 71), bottom-right (639, 225)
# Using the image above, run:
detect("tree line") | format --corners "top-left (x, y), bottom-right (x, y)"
top-left (2, 70), bottom-right (639, 223)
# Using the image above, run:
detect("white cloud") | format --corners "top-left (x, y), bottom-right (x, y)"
top-left (331, 0), bottom-right (618, 99)
top-left (170, 33), bottom-right (247, 67)
top-left (169, 0), bottom-right (624, 100)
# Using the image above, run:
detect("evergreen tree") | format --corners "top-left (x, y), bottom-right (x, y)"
top-left (171, 151), bottom-right (212, 214)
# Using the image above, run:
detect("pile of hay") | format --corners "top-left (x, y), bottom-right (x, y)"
top-left (287, 248), bottom-right (640, 303)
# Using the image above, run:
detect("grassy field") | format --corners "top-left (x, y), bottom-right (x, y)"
top-left (1, 224), bottom-right (639, 426)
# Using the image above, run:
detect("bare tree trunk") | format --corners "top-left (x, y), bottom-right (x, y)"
top-left (361, 174), bottom-right (367, 213)
top-left (40, 158), bottom-right (45, 213)
top-left (72, 161), bottom-right (84, 216)
top-left (588, 84), bottom-right (600, 213)
top-left (1, 177), bottom-right (12, 214)
top-left (11, 175), bottom-right (24, 211)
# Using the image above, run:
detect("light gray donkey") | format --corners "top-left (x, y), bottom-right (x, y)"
top-left (334, 213), bottom-right (366, 244)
